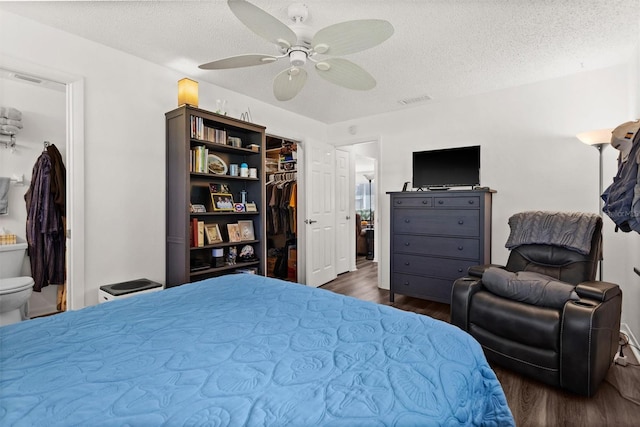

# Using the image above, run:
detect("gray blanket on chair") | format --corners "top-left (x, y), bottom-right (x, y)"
top-left (505, 211), bottom-right (599, 255)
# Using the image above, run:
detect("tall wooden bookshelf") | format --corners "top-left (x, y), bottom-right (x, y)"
top-left (166, 106), bottom-right (266, 287)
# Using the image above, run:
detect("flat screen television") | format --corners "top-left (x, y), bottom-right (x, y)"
top-left (412, 145), bottom-right (480, 190)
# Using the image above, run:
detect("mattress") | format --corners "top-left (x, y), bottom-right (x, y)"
top-left (0, 274), bottom-right (514, 426)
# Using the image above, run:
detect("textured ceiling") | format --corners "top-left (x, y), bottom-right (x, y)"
top-left (1, 0), bottom-right (638, 124)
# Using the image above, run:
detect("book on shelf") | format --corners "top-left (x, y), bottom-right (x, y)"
top-left (189, 218), bottom-right (205, 248)
top-left (189, 145), bottom-right (209, 173)
top-left (197, 221), bottom-right (205, 247)
top-left (190, 115), bottom-right (227, 144)
top-left (191, 218), bottom-right (198, 248)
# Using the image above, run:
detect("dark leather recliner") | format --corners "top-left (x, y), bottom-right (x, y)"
top-left (451, 213), bottom-right (622, 396)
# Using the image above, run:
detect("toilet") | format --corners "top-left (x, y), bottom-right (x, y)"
top-left (0, 241), bottom-right (34, 326)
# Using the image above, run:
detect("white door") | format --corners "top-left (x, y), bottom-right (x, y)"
top-left (305, 140), bottom-right (336, 287)
top-left (335, 149), bottom-right (350, 275)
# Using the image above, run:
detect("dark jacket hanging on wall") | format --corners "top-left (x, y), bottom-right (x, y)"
top-left (25, 144), bottom-right (66, 291)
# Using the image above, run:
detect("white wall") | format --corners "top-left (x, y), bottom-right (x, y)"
top-left (328, 62), bottom-right (639, 340)
top-left (0, 10), bottom-right (325, 306)
top-left (0, 76), bottom-right (66, 316)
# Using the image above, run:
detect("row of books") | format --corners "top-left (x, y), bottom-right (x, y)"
top-left (190, 115), bottom-right (227, 144)
top-left (190, 145), bottom-right (209, 173)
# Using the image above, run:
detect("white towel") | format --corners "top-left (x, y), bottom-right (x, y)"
top-left (0, 107), bottom-right (22, 120)
top-left (0, 177), bottom-right (10, 215)
top-left (0, 118), bottom-right (22, 128)
top-left (0, 124), bottom-right (20, 135)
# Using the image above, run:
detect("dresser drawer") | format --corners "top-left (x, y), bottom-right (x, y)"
top-left (391, 273), bottom-right (453, 303)
top-left (392, 196), bottom-right (432, 208)
top-left (434, 196), bottom-right (480, 208)
top-left (393, 254), bottom-right (475, 279)
top-left (393, 209), bottom-right (480, 237)
top-left (393, 235), bottom-right (480, 259)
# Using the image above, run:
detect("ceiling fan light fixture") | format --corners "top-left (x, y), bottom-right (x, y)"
top-left (289, 49), bottom-right (307, 67)
top-left (276, 38), bottom-right (291, 50)
top-left (314, 43), bottom-right (329, 54)
top-left (315, 62), bottom-right (331, 71)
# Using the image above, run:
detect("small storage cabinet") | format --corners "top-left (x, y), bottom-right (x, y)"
top-left (166, 106), bottom-right (266, 287)
top-left (388, 189), bottom-right (494, 303)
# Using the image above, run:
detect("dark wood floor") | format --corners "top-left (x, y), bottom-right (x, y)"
top-left (321, 257), bottom-right (640, 427)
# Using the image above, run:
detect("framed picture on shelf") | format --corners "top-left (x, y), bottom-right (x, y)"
top-left (211, 193), bottom-right (235, 211)
top-left (227, 223), bottom-right (241, 242)
top-left (209, 183), bottom-right (230, 194)
top-left (245, 202), bottom-right (257, 212)
top-left (238, 220), bottom-right (255, 241)
top-left (191, 204), bottom-right (207, 213)
top-left (204, 224), bottom-right (223, 244)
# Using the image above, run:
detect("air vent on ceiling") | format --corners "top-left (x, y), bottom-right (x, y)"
top-left (398, 94), bottom-right (432, 105)
top-left (12, 73), bottom-right (43, 84)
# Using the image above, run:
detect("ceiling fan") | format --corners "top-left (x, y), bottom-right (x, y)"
top-left (199, 0), bottom-right (394, 101)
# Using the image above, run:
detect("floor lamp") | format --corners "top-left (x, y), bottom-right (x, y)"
top-left (363, 173), bottom-right (375, 260)
top-left (577, 128), bottom-right (612, 281)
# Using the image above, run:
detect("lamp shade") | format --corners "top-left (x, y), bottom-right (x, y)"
top-left (576, 128), bottom-right (613, 145)
top-left (178, 78), bottom-right (199, 107)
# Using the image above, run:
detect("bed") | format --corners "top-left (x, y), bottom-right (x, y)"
top-left (0, 274), bottom-right (514, 426)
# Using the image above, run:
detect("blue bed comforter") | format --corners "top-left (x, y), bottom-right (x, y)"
top-left (0, 275), bottom-right (514, 426)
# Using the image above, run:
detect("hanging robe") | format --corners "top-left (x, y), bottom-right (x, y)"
top-left (25, 147), bottom-right (65, 291)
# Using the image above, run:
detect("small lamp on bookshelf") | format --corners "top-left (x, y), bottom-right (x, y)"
top-left (178, 78), bottom-right (199, 107)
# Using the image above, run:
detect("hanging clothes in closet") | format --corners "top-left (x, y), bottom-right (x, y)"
top-left (25, 142), bottom-right (66, 292)
top-left (266, 172), bottom-right (297, 279)
top-left (267, 173), bottom-right (297, 237)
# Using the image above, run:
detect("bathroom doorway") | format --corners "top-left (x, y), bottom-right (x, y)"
top-left (0, 69), bottom-right (65, 316)
top-left (0, 58), bottom-right (85, 314)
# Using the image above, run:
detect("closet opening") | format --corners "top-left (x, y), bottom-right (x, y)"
top-left (265, 134), bottom-right (299, 282)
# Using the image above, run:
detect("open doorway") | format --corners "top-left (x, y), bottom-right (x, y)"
top-left (0, 68), bottom-right (66, 317)
top-left (1, 57), bottom-right (85, 313)
top-left (355, 158), bottom-right (375, 260)
top-left (351, 140), bottom-right (378, 266)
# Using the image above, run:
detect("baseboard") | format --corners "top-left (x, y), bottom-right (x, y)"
top-left (621, 323), bottom-right (640, 362)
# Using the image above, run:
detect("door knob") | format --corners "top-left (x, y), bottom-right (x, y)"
top-left (304, 219), bottom-right (318, 224)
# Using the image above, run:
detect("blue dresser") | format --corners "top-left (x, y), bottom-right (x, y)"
top-left (389, 189), bottom-right (494, 303)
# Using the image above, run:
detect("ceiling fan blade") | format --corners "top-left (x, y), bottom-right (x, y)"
top-left (228, 0), bottom-right (297, 50)
top-left (199, 54), bottom-right (278, 70)
top-left (314, 58), bottom-right (376, 91)
top-left (312, 19), bottom-right (394, 56)
top-left (273, 67), bottom-right (308, 101)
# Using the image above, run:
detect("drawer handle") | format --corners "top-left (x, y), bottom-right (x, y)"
top-left (404, 242), bottom-right (410, 246)
top-left (405, 219), bottom-right (410, 223)
top-left (396, 201), bottom-right (403, 205)
top-left (458, 246), bottom-right (463, 250)
top-left (458, 268), bottom-right (464, 272)
top-left (468, 200), bottom-right (475, 205)
top-left (403, 282), bottom-right (410, 286)
top-left (422, 200), bottom-right (428, 204)
top-left (404, 262), bottom-right (410, 266)
top-left (438, 200), bottom-right (444, 205)
top-left (458, 220), bottom-right (464, 225)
